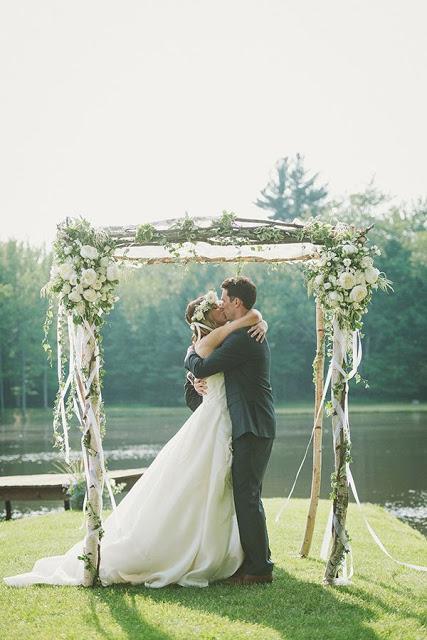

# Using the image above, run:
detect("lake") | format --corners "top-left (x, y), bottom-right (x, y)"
top-left (0, 406), bottom-right (426, 537)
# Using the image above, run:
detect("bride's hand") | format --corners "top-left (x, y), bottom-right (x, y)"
top-left (248, 319), bottom-right (268, 343)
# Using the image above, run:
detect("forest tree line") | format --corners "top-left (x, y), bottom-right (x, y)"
top-left (1, 158), bottom-right (426, 412)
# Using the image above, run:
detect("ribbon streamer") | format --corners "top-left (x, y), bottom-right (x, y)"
top-left (56, 313), bottom-right (121, 535)
top-left (275, 357), bottom-right (333, 523)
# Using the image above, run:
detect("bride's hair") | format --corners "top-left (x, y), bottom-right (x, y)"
top-left (185, 296), bottom-right (216, 341)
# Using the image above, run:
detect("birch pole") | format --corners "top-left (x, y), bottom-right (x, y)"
top-left (299, 301), bottom-right (325, 557)
top-left (74, 322), bottom-right (105, 586)
top-left (323, 319), bottom-right (351, 585)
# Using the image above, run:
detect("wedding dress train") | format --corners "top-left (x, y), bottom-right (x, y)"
top-left (4, 373), bottom-right (243, 588)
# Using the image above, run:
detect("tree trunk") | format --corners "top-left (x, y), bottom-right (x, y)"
top-left (21, 348), bottom-right (27, 417)
top-left (0, 348), bottom-right (5, 416)
top-left (323, 321), bottom-right (351, 585)
top-left (300, 302), bottom-right (325, 557)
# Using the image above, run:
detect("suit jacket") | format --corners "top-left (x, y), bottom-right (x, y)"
top-left (184, 328), bottom-right (276, 440)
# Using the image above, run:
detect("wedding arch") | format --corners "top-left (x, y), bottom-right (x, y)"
top-left (43, 212), bottom-right (397, 587)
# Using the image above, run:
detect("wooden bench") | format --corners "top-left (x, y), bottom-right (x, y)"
top-left (0, 468), bottom-right (145, 520)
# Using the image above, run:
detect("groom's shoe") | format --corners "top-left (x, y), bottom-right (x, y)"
top-left (241, 573), bottom-right (273, 585)
top-left (223, 567), bottom-right (246, 585)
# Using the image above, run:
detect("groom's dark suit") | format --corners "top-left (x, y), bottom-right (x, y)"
top-left (184, 328), bottom-right (276, 576)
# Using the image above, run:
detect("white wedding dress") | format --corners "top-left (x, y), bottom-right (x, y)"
top-left (4, 372), bottom-right (244, 588)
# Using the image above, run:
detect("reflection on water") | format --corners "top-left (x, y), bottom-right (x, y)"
top-left (0, 407), bottom-right (426, 536)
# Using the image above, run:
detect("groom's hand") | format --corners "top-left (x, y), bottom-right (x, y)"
top-left (193, 378), bottom-right (208, 396)
top-left (248, 320), bottom-right (268, 343)
top-left (186, 371), bottom-right (207, 396)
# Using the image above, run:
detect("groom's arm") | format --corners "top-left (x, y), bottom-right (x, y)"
top-left (185, 330), bottom-right (251, 378)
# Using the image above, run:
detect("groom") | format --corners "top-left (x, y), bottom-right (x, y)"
top-left (184, 276), bottom-right (276, 585)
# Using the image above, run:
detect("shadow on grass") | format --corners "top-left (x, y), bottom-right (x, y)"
top-left (88, 585), bottom-right (173, 640)
top-left (89, 568), bottom-right (381, 640)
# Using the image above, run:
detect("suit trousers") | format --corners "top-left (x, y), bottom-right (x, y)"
top-left (231, 432), bottom-right (274, 575)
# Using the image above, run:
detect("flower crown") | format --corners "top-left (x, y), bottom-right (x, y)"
top-left (191, 290), bottom-right (219, 322)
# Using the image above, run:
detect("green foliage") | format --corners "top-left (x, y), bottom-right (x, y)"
top-left (0, 192), bottom-right (426, 411)
top-left (135, 223), bottom-right (156, 243)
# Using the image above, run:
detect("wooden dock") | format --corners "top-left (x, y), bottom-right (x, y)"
top-left (0, 468), bottom-right (145, 520)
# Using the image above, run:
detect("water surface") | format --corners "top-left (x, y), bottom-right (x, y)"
top-left (0, 406), bottom-right (426, 536)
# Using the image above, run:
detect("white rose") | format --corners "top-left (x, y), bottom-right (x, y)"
top-left (343, 258), bottom-right (352, 267)
top-left (93, 280), bottom-right (102, 290)
top-left (323, 282), bottom-right (332, 290)
top-left (81, 268), bottom-right (98, 287)
top-left (338, 271), bottom-right (357, 290)
top-left (63, 246), bottom-right (72, 255)
top-left (328, 291), bottom-right (343, 307)
top-left (100, 256), bottom-right (109, 267)
top-left (349, 285), bottom-right (368, 303)
top-left (75, 302), bottom-right (86, 316)
top-left (80, 245), bottom-right (99, 260)
top-left (59, 262), bottom-right (76, 281)
top-left (106, 263), bottom-right (119, 281)
top-left (68, 289), bottom-right (82, 303)
top-left (364, 267), bottom-right (380, 284)
top-left (355, 271), bottom-right (366, 285)
top-left (50, 264), bottom-right (60, 279)
top-left (361, 256), bottom-right (373, 268)
top-left (342, 244), bottom-right (357, 255)
top-left (83, 288), bottom-right (98, 303)
top-left (69, 273), bottom-right (78, 286)
top-left (314, 274), bottom-right (324, 286)
top-left (62, 283), bottom-right (71, 294)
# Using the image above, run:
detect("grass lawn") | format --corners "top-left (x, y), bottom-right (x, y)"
top-left (1, 499), bottom-right (426, 640)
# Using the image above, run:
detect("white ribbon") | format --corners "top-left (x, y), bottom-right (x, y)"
top-left (347, 468), bottom-right (427, 572)
top-left (275, 358), bottom-right (333, 523)
top-left (56, 314), bottom-right (121, 535)
top-left (56, 304), bottom-right (71, 463)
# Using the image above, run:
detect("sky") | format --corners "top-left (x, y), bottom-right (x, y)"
top-left (1, 0), bottom-right (426, 246)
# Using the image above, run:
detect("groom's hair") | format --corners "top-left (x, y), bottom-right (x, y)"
top-left (221, 277), bottom-right (256, 309)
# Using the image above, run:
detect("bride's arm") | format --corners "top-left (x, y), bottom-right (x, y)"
top-left (195, 309), bottom-right (262, 358)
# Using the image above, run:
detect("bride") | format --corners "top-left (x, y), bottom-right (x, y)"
top-left (4, 291), bottom-right (265, 588)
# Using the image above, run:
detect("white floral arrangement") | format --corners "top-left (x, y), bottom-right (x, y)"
top-left (191, 290), bottom-right (219, 322)
top-left (304, 221), bottom-right (392, 331)
top-left (43, 218), bottom-right (120, 324)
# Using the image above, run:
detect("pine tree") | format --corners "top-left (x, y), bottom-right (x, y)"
top-left (254, 154), bottom-right (328, 221)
